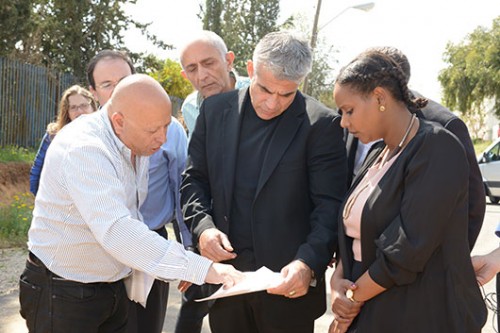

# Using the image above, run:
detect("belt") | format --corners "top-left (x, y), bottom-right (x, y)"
top-left (27, 251), bottom-right (44, 267)
top-left (27, 252), bottom-right (123, 285)
top-left (26, 251), bottom-right (64, 279)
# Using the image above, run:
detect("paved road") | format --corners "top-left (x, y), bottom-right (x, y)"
top-left (2, 203), bottom-right (499, 333)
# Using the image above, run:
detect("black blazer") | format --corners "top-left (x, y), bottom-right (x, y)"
top-left (339, 120), bottom-right (486, 332)
top-left (415, 97), bottom-right (485, 250)
top-left (181, 88), bottom-right (347, 324)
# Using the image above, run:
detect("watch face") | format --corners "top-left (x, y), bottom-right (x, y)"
top-left (346, 289), bottom-right (353, 298)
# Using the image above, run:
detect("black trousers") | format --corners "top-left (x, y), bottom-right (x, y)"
top-left (126, 226), bottom-right (170, 333)
top-left (126, 278), bottom-right (169, 333)
top-left (174, 284), bottom-right (212, 333)
top-left (209, 292), bottom-right (314, 333)
top-left (19, 252), bottom-right (128, 333)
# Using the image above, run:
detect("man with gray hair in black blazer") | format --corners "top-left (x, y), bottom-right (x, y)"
top-left (181, 31), bottom-right (348, 332)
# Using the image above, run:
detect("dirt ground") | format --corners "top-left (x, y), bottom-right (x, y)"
top-left (0, 248), bottom-right (27, 295)
top-left (0, 162), bottom-right (31, 295)
top-left (0, 162), bottom-right (31, 204)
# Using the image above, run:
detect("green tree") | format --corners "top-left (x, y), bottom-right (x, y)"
top-left (149, 58), bottom-right (193, 117)
top-left (439, 16), bottom-right (500, 127)
top-left (202, 0), bottom-right (223, 34)
top-left (0, 0), bottom-right (33, 55)
top-left (150, 59), bottom-right (193, 99)
top-left (302, 38), bottom-right (336, 106)
top-left (135, 53), bottom-right (165, 75)
top-left (200, 0), bottom-right (280, 73)
top-left (1, 0), bottom-right (171, 83)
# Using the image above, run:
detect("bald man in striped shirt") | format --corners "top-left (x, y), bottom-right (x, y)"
top-left (19, 74), bottom-right (243, 333)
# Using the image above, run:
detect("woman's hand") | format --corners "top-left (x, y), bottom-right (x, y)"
top-left (329, 317), bottom-right (353, 333)
top-left (331, 279), bottom-right (363, 319)
top-left (328, 262), bottom-right (364, 332)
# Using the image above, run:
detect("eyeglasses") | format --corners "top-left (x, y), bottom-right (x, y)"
top-left (69, 102), bottom-right (92, 112)
top-left (95, 80), bottom-right (120, 90)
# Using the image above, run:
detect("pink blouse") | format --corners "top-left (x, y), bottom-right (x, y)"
top-left (343, 149), bottom-right (401, 261)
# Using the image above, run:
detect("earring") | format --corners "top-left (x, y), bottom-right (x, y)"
top-left (379, 105), bottom-right (386, 112)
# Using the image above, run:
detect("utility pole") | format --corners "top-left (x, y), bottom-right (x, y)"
top-left (302, 1), bottom-right (374, 96)
top-left (302, 0), bottom-right (322, 96)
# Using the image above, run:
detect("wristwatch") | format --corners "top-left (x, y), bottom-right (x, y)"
top-left (346, 289), bottom-right (356, 302)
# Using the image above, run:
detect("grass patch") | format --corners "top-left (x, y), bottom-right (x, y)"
top-left (0, 192), bottom-right (33, 248)
top-left (0, 146), bottom-right (36, 163)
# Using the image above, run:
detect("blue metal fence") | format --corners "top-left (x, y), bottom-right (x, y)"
top-left (0, 57), bottom-right (76, 148)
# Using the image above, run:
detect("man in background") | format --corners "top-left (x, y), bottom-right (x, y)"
top-left (180, 30), bottom-right (250, 140)
top-left (175, 30), bottom-right (250, 333)
top-left (87, 49), bottom-right (135, 107)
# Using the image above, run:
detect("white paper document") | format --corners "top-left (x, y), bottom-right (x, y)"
top-left (195, 266), bottom-right (284, 302)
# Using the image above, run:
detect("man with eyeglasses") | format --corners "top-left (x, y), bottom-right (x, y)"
top-left (85, 51), bottom-right (192, 333)
top-left (87, 49), bottom-right (136, 107)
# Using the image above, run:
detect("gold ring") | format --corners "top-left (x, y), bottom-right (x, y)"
top-left (289, 290), bottom-right (296, 296)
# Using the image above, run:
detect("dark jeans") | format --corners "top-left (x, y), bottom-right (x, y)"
top-left (19, 252), bottom-right (128, 333)
top-left (126, 226), bottom-right (170, 333)
top-left (174, 284), bottom-right (212, 333)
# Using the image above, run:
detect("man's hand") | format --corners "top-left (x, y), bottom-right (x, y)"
top-left (205, 262), bottom-right (244, 288)
top-left (266, 260), bottom-right (312, 298)
top-left (198, 228), bottom-right (237, 262)
top-left (177, 280), bottom-right (192, 293)
top-left (471, 248), bottom-right (500, 286)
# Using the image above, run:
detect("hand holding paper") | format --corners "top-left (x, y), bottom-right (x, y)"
top-left (196, 266), bottom-right (284, 302)
top-left (205, 262), bottom-right (245, 288)
top-left (266, 259), bottom-right (313, 298)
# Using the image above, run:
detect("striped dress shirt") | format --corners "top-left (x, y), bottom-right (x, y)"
top-left (28, 108), bottom-right (211, 285)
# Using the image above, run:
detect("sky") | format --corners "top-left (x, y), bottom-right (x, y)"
top-left (123, 0), bottom-right (499, 103)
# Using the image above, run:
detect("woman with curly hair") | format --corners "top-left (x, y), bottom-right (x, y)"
top-left (30, 85), bottom-right (97, 195)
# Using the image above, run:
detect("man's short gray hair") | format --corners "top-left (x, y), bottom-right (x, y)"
top-left (179, 30), bottom-right (228, 68)
top-left (252, 31), bottom-right (312, 83)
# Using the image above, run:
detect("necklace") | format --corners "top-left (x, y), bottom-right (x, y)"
top-left (379, 113), bottom-right (417, 166)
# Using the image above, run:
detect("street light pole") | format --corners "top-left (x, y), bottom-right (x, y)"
top-left (318, 2), bottom-right (375, 31)
top-left (302, 1), bottom-right (375, 96)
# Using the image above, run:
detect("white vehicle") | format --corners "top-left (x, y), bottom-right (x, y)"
top-left (478, 138), bottom-right (500, 204)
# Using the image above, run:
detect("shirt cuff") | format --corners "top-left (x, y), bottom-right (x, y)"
top-left (184, 250), bottom-right (212, 286)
